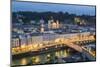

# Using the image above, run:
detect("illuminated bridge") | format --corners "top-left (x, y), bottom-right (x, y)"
top-left (12, 33), bottom-right (96, 60)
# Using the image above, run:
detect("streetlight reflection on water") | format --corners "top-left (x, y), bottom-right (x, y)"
top-left (32, 56), bottom-right (40, 64)
top-left (21, 58), bottom-right (27, 65)
top-left (13, 49), bottom-right (70, 65)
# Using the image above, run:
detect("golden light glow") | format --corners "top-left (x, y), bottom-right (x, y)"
top-left (39, 44), bottom-right (43, 47)
top-left (12, 33), bottom-right (96, 56)
top-left (21, 45), bottom-right (26, 48)
top-left (63, 50), bottom-right (67, 57)
top-left (32, 56), bottom-right (40, 63)
top-left (55, 51), bottom-right (60, 58)
top-left (52, 22), bottom-right (57, 29)
top-left (33, 44), bottom-right (38, 48)
top-left (40, 27), bottom-right (44, 32)
top-left (47, 54), bottom-right (50, 57)
top-left (21, 58), bottom-right (27, 65)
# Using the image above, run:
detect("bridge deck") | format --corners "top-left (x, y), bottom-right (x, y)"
top-left (63, 43), bottom-right (83, 52)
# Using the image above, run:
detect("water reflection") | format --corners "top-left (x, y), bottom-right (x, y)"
top-left (21, 58), bottom-right (27, 65)
top-left (12, 49), bottom-right (70, 65)
top-left (32, 56), bottom-right (40, 64)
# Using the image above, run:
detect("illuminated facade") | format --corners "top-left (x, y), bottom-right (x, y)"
top-left (74, 17), bottom-right (86, 25)
top-left (40, 19), bottom-right (45, 33)
top-left (48, 18), bottom-right (60, 29)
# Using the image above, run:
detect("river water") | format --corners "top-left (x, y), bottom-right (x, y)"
top-left (12, 43), bottom-right (96, 66)
top-left (12, 49), bottom-right (70, 66)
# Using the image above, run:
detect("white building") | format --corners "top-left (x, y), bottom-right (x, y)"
top-left (12, 38), bottom-right (20, 48)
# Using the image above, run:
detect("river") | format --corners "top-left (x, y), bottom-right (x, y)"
top-left (12, 49), bottom-right (71, 66)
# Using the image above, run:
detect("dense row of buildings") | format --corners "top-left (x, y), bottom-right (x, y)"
top-left (12, 31), bottom-right (92, 48)
top-left (12, 16), bottom-right (95, 48)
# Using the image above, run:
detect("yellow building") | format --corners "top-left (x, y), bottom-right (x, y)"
top-left (74, 17), bottom-right (80, 23)
top-left (48, 19), bottom-right (60, 29)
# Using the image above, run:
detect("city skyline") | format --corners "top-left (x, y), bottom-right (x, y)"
top-left (12, 1), bottom-right (96, 66)
top-left (12, 1), bottom-right (96, 16)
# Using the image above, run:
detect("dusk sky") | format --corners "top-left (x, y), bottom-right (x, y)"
top-left (12, 1), bottom-right (96, 16)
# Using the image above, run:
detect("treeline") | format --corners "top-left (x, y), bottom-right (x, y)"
top-left (12, 11), bottom-right (96, 24)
